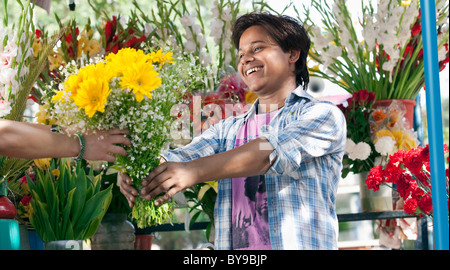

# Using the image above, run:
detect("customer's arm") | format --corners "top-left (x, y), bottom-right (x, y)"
top-left (0, 119), bottom-right (130, 161)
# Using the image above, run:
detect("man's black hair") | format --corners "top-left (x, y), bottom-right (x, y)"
top-left (232, 12), bottom-right (311, 90)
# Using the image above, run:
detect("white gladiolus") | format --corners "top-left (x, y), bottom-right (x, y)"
top-left (184, 40), bottom-right (196, 53)
top-left (326, 45), bottom-right (342, 58)
top-left (0, 100), bottom-right (12, 117)
top-left (210, 19), bottom-right (224, 43)
top-left (180, 14), bottom-right (196, 27)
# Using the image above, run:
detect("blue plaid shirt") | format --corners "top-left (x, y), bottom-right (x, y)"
top-left (163, 87), bottom-right (346, 250)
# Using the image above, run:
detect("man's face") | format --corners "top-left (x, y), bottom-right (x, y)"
top-left (237, 25), bottom-right (294, 96)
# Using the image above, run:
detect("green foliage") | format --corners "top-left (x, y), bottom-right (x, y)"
top-left (27, 158), bottom-right (113, 242)
top-left (184, 183), bottom-right (216, 241)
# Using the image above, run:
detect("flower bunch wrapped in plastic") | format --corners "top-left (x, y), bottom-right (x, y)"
top-left (41, 47), bottom-right (199, 228)
top-left (366, 144), bottom-right (449, 216)
top-left (369, 100), bottom-right (420, 161)
top-left (304, 0), bottom-right (449, 100)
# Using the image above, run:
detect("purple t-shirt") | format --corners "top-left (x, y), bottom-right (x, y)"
top-left (231, 109), bottom-right (278, 250)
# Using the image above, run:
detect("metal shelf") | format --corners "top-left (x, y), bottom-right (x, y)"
top-left (337, 210), bottom-right (416, 222)
top-left (135, 211), bottom-right (418, 234)
top-left (134, 210), bottom-right (428, 250)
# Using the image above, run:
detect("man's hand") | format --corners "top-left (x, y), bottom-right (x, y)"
top-left (83, 128), bottom-right (131, 162)
top-left (118, 172), bottom-right (138, 208)
top-left (140, 162), bottom-right (200, 206)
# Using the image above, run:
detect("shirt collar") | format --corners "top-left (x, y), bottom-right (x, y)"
top-left (241, 85), bottom-right (312, 119)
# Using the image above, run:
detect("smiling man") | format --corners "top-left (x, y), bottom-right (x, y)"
top-left (119, 12), bottom-right (347, 250)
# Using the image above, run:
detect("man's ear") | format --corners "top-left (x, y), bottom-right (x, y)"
top-left (288, 49), bottom-right (301, 63)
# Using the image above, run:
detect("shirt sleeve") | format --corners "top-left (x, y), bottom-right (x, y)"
top-left (260, 101), bottom-right (347, 178)
top-left (161, 120), bottom-right (224, 162)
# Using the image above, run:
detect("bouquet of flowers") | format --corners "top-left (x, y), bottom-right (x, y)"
top-left (369, 100), bottom-right (419, 156)
top-left (304, 0), bottom-right (449, 100)
top-left (40, 47), bottom-right (201, 228)
top-left (366, 144), bottom-right (449, 216)
top-left (339, 90), bottom-right (420, 178)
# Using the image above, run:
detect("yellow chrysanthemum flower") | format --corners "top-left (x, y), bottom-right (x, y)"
top-left (73, 78), bottom-right (111, 117)
top-left (93, 61), bottom-right (115, 82)
top-left (51, 90), bottom-right (66, 103)
top-left (149, 49), bottom-right (174, 68)
top-left (64, 64), bottom-right (97, 98)
top-left (119, 61), bottom-right (162, 102)
top-left (106, 48), bottom-right (151, 77)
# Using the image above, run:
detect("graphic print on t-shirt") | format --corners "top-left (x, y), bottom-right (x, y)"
top-left (231, 109), bottom-right (277, 250)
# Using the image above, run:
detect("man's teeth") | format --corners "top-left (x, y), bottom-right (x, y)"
top-left (246, 67), bottom-right (262, 76)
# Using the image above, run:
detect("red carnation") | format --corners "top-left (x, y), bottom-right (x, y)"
top-left (366, 165), bottom-right (384, 191)
top-left (418, 195), bottom-right (433, 215)
top-left (404, 198), bottom-right (418, 215)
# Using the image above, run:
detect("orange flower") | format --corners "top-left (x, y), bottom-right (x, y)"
top-left (372, 109), bottom-right (387, 123)
top-left (388, 108), bottom-right (402, 128)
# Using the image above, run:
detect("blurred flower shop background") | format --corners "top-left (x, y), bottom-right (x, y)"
top-left (1, 0), bottom-right (448, 250)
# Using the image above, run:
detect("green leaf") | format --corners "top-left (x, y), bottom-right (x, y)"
top-left (61, 188), bottom-right (76, 238)
top-left (32, 199), bottom-right (57, 242)
top-left (64, 219), bottom-right (75, 240)
top-left (71, 166), bottom-right (87, 226)
top-left (73, 185), bottom-right (112, 238)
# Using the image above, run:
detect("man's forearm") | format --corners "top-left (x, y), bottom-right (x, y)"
top-left (191, 137), bottom-right (274, 183)
top-left (0, 120), bottom-right (80, 159)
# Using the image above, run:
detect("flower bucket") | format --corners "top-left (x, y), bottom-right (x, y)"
top-left (44, 240), bottom-right (87, 250)
top-left (91, 213), bottom-right (135, 250)
top-left (134, 234), bottom-right (154, 250)
top-left (373, 99), bottom-right (416, 129)
top-left (358, 172), bottom-right (393, 212)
